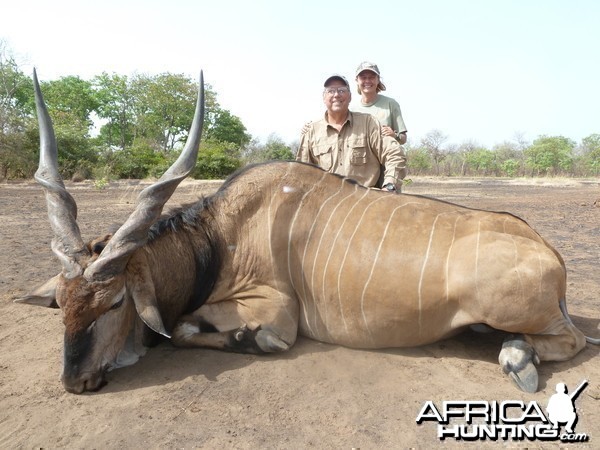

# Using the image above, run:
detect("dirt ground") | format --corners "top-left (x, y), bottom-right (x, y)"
top-left (1, 176), bottom-right (599, 449)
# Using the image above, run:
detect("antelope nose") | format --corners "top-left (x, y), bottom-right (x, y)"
top-left (61, 373), bottom-right (86, 394)
top-left (61, 371), bottom-right (107, 394)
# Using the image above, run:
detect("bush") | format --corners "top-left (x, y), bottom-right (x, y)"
top-left (524, 136), bottom-right (575, 176)
top-left (500, 159), bottom-right (521, 177)
top-left (192, 140), bottom-right (242, 179)
top-left (108, 141), bottom-right (170, 179)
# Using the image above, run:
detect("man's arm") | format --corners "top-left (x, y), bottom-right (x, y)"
top-left (367, 116), bottom-right (407, 188)
top-left (382, 135), bottom-right (407, 186)
top-left (391, 98), bottom-right (408, 145)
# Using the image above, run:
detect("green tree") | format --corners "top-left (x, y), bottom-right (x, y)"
top-left (102, 138), bottom-right (171, 179)
top-left (579, 133), bottom-right (600, 175)
top-left (95, 72), bottom-right (206, 152)
top-left (421, 129), bottom-right (448, 176)
top-left (134, 73), bottom-right (199, 153)
top-left (493, 141), bottom-right (523, 176)
top-left (0, 40), bottom-right (36, 179)
top-left (193, 140), bottom-right (242, 179)
top-left (404, 145), bottom-right (431, 175)
top-left (500, 159), bottom-right (521, 177)
top-left (205, 108), bottom-right (251, 147)
top-left (580, 133), bottom-right (600, 154)
top-left (264, 135), bottom-right (293, 160)
top-left (524, 135), bottom-right (575, 175)
top-left (242, 134), bottom-right (293, 164)
top-left (40, 76), bottom-right (98, 126)
top-left (93, 72), bottom-right (136, 150)
top-left (464, 148), bottom-right (498, 176)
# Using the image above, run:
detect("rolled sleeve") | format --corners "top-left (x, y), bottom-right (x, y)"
top-left (381, 135), bottom-right (407, 185)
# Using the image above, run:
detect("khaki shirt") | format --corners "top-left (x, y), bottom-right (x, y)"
top-left (297, 111), bottom-right (406, 188)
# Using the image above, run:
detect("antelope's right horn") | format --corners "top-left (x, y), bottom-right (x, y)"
top-left (84, 71), bottom-right (206, 280)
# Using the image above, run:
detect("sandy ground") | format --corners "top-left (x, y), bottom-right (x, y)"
top-left (1, 176), bottom-right (599, 448)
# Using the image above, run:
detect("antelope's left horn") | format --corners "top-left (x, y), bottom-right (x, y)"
top-left (33, 69), bottom-right (88, 278)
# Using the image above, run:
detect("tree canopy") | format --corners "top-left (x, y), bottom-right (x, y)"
top-left (0, 41), bottom-right (281, 180)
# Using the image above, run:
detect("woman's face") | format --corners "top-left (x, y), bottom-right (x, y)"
top-left (356, 70), bottom-right (379, 95)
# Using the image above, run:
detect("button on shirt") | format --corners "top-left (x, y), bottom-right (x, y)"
top-left (297, 111), bottom-right (406, 188)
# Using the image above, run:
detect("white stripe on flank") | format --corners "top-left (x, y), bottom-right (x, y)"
top-left (475, 220), bottom-right (482, 307)
top-left (536, 250), bottom-right (543, 302)
top-left (287, 172), bottom-right (329, 337)
top-left (445, 215), bottom-right (460, 302)
top-left (267, 165), bottom-right (296, 327)
top-left (298, 178), bottom-right (346, 339)
top-left (508, 234), bottom-right (525, 305)
top-left (335, 193), bottom-right (389, 341)
top-left (288, 172), bottom-right (328, 290)
top-left (360, 203), bottom-right (407, 344)
top-left (312, 184), bottom-right (358, 338)
top-left (317, 188), bottom-right (370, 337)
top-left (417, 214), bottom-right (441, 334)
top-left (500, 215), bottom-right (527, 305)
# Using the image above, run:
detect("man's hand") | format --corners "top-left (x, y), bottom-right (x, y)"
top-left (300, 122), bottom-right (312, 136)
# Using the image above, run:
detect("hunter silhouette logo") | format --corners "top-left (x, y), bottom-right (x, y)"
top-left (546, 380), bottom-right (588, 435)
top-left (416, 379), bottom-right (590, 442)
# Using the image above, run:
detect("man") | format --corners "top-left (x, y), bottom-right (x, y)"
top-left (296, 74), bottom-right (406, 192)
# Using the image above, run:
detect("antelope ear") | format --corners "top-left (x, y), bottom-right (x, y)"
top-left (14, 274), bottom-right (60, 308)
top-left (127, 255), bottom-right (171, 339)
top-left (135, 301), bottom-right (171, 339)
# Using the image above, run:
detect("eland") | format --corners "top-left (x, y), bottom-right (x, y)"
top-left (17, 70), bottom-right (598, 394)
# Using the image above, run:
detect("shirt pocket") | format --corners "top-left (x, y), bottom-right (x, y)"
top-left (313, 144), bottom-right (333, 171)
top-left (348, 138), bottom-right (367, 166)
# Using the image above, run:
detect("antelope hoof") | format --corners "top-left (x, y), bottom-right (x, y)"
top-left (256, 327), bottom-right (290, 353)
top-left (498, 335), bottom-right (540, 393)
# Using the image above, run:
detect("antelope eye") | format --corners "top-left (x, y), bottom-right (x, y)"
top-left (110, 297), bottom-right (124, 310)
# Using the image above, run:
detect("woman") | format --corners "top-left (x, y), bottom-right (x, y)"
top-left (352, 61), bottom-right (407, 145)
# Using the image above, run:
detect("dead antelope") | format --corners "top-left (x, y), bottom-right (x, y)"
top-left (17, 70), bottom-right (598, 394)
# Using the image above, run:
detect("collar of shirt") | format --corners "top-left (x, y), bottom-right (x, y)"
top-left (323, 110), bottom-right (354, 134)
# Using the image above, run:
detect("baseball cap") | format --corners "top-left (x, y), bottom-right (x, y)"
top-left (355, 61), bottom-right (386, 91)
top-left (324, 74), bottom-right (350, 88)
top-left (355, 61), bottom-right (381, 77)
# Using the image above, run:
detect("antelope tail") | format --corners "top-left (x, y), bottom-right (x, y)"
top-left (559, 299), bottom-right (600, 345)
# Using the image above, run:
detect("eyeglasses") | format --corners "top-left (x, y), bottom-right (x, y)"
top-left (324, 87), bottom-right (349, 96)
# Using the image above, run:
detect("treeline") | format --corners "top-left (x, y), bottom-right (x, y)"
top-left (405, 130), bottom-right (600, 178)
top-left (0, 42), bottom-right (294, 181)
top-left (1, 42), bottom-right (598, 181)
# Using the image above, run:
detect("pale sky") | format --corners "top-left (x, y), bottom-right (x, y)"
top-left (2, 0), bottom-right (599, 148)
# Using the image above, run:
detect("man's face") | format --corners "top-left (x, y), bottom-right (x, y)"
top-left (356, 70), bottom-right (379, 94)
top-left (323, 81), bottom-right (351, 113)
